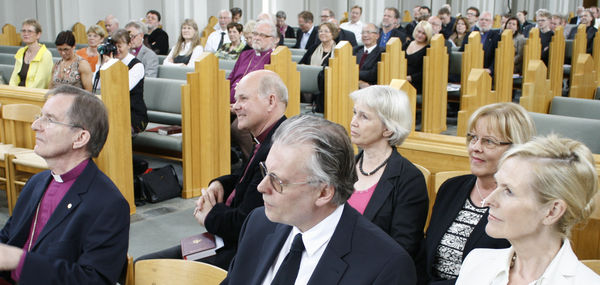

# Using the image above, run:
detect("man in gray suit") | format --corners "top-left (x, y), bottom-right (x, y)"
top-left (125, 21), bottom-right (158, 78)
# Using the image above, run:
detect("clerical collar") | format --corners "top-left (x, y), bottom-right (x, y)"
top-left (51, 159), bottom-right (89, 183)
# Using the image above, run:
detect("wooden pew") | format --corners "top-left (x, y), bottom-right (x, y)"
top-left (403, 10), bottom-right (411, 23)
top-left (0, 86), bottom-right (46, 142)
top-left (377, 37), bottom-right (406, 85)
top-left (72, 22), bottom-right (88, 45)
top-left (594, 28), bottom-right (600, 86)
top-left (461, 32), bottom-right (483, 96)
top-left (389, 79), bottom-right (417, 134)
top-left (200, 16), bottom-right (218, 46)
top-left (493, 14), bottom-right (501, 29)
top-left (493, 29), bottom-right (515, 103)
top-left (95, 60), bottom-right (135, 214)
top-left (96, 20), bottom-right (107, 35)
top-left (569, 53), bottom-right (597, 99)
top-left (422, 34), bottom-right (448, 134)
top-left (0, 24), bottom-right (20, 46)
top-left (181, 53), bottom-right (230, 198)
top-left (548, 26), bottom-right (565, 98)
top-left (522, 28), bottom-right (541, 83)
top-left (457, 69), bottom-right (492, 136)
top-left (264, 46), bottom-right (300, 117)
top-left (324, 41), bottom-right (358, 134)
top-left (520, 60), bottom-right (553, 113)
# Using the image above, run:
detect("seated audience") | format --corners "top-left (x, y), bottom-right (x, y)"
top-left (457, 135), bottom-right (600, 284)
top-left (349, 86), bottom-right (428, 260)
top-left (276, 10), bottom-right (296, 38)
top-left (221, 115), bottom-right (416, 284)
top-left (406, 5), bottom-right (422, 40)
top-left (518, 10), bottom-right (535, 37)
top-left (465, 6), bottom-right (480, 31)
top-left (419, 6), bottom-right (432, 22)
top-left (76, 25), bottom-right (105, 72)
top-left (205, 10), bottom-right (232, 52)
top-left (536, 9), bottom-right (554, 67)
top-left (299, 22), bottom-right (337, 67)
top-left (137, 70), bottom-right (288, 270)
top-left (449, 16), bottom-right (469, 48)
top-left (231, 7), bottom-right (242, 23)
top-left (125, 21), bottom-right (158, 77)
top-left (340, 5), bottom-right (364, 45)
top-left (422, 102), bottom-right (535, 284)
top-left (504, 17), bottom-right (526, 74)
top-left (379, 7), bottom-right (408, 48)
top-left (459, 11), bottom-right (501, 74)
top-left (428, 16), bottom-right (452, 54)
top-left (404, 21), bottom-right (432, 94)
top-left (567, 9), bottom-right (597, 54)
top-left (50, 30), bottom-right (93, 91)
top-left (321, 9), bottom-right (358, 47)
top-left (94, 29), bottom-right (147, 134)
top-left (104, 14), bottom-right (119, 35)
top-left (570, 6), bottom-right (585, 24)
top-left (241, 20), bottom-right (256, 51)
top-left (0, 85), bottom-right (129, 284)
top-left (215, 23), bottom-right (245, 60)
top-left (164, 19), bottom-right (204, 67)
top-left (438, 6), bottom-right (455, 39)
top-left (354, 23), bottom-right (382, 88)
top-left (294, 11), bottom-right (319, 49)
top-left (9, 19), bottom-right (53, 88)
top-left (144, 10), bottom-right (169, 55)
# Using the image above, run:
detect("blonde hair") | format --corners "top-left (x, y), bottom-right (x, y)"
top-left (467, 102), bottom-right (535, 144)
top-left (413, 21), bottom-right (433, 43)
top-left (86, 25), bottom-right (106, 39)
top-left (173, 19), bottom-right (201, 57)
top-left (500, 135), bottom-right (598, 238)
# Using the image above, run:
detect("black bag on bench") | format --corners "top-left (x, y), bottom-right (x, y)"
top-left (138, 165), bottom-right (181, 203)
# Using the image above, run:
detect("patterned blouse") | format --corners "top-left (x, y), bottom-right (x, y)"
top-left (52, 55), bottom-right (84, 89)
top-left (432, 198), bottom-right (488, 280)
top-left (215, 42), bottom-right (246, 60)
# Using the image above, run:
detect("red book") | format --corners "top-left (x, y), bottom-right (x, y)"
top-left (158, 125), bottom-right (182, 135)
top-left (181, 232), bottom-right (218, 261)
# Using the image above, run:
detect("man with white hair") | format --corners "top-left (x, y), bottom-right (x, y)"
top-left (125, 20), bottom-right (158, 77)
top-left (205, 9), bottom-right (232, 52)
top-left (104, 15), bottom-right (119, 35)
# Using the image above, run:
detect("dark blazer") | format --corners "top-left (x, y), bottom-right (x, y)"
top-left (145, 28), bottom-right (169, 55)
top-left (459, 28), bottom-right (501, 72)
top-left (336, 28), bottom-right (358, 47)
top-left (406, 20), bottom-right (418, 40)
top-left (204, 116), bottom-right (286, 269)
top-left (283, 25), bottom-right (296, 38)
top-left (299, 43), bottom-right (332, 67)
top-left (567, 24), bottom-right (597, 54)
top-left (357, 149), bottom-right (428, 259)
top-left (379, 27), bottom-right (409, 49)
top-left (421, 174), bottom-right (510, 285)
top-left (222, 205), bottom-right (417, 285)
top-left (353, 45), bottom-right (382, 85)
top-left (294, 26), bottom-right (320, 49)
top-left (0, 160), bottom-right (130, 284)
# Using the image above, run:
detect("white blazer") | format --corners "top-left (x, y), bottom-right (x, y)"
top-left (456, 240), bottom-right (600, 285)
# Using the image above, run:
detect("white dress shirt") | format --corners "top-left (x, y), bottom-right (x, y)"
top-left (261, 205), bottom-right (345, 285)
top-left (456, 240), bottom-right (600, 285)
top-left (340, 20), bottom-right (364, 45)
top-left (205, 30), bottom-right (231, 53)
top-left (300, 26), bottom-right (315, 49)
top-left (93, 53), bottom-right (144, 91)
top-left (163, 42), bottom-right (204, 67)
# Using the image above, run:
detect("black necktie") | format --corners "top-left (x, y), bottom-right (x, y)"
top-left (271, 233), bottom-right (305, 285)
top-left (217, 32), bottom-right (226, 50)
top-left (359, 50), bottom-right (369, 68)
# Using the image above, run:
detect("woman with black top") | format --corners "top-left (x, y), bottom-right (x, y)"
top-left (164, 19), bottom-right (203, 67)
top-left (404, 21), bottom-right (432, 94)
top-left (299, 22), bottom-right (338, 67)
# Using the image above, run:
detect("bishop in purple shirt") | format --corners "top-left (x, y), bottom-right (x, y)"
top-left (0, 85), bottom-right (129, 284)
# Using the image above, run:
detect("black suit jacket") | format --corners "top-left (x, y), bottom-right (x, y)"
top-left (420, 174), bottom-right (510, 285)
top-left (353, 45), bottom-right (382, 85)
top-left (0, 160), bottom-right (130, 284)
top-left (336, 28), bottom-right (358, 47)
top-left (294, 26), bottom-right (320, 49)
top-left (379, 27), bottom-right (409, 49)
top-left (567, 24), bottom-right (597, 54)
top-left (358, 149), bottom-right (428, 259)
top-left (145, 28), bottom-right (169, 55)
top-left (204, 116), bottom-right (286, 269)
top-left (222, 205), bottom-right (417, 285)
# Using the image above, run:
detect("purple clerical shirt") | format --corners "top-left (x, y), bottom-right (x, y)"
top-left (12, 159), bottom-right (89, 281)
top-left (227, 49), bottom-right (273, 103)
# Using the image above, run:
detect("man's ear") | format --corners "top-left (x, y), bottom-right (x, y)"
top-left (315, 184), bottom-right (335, 207)
top-left (72, 129), bottom-right (91, 151)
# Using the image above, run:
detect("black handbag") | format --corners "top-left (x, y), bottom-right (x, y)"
top-left (138, 165), bottom-right (181, 203)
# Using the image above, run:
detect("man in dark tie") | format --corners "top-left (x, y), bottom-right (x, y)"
top-left (294, 11), bottom-right (319, 49)
top-left (222, 115), bottom-right (416, 284)
top-left (136, 70), bottom-right (288, 270)
top-left (205, 9), bottom-right (232, 52)
top-left (354, 23), bottom-right (382, 88)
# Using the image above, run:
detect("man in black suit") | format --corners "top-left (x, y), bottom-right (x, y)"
top-left (321, 8), bottom-right (358, 47)
top-left (294, 11), bottom-right (319, 49)
top-left (438, 6), bottom-right (455, 39)
top-left (459, 11), bottom-right (501, 74)
top-left (405, 5), bottom-right (422, 40)
top-left (354, 23), bottom-right (382, 88)
top-left (379, 7), bottom-right (408, 48)
top-left (222, 115), bottom-right (416, 285)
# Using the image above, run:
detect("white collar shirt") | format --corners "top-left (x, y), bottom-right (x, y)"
top-left (364, 44), bottom-right (377, 54)
top-left (205, 30), bottom-right (231, 53)
top-left (261, 204), bottom-right (345, 285)
top-left (93, 53), bottom-right (144, 91)
top-left (340, 20), bottom-right (364, 44)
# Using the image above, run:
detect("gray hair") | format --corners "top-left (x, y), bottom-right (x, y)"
top-left (276, 10), bottom-right (287, 19)
top-left (272, 115), bottom-right (357, 205)
top-left (350, 86), bottom-right (412, 146)
top-left (219, 9), bottom-right (232, 18)
top-left (125, 20), bottom-right (147, 35)
top-left (46, 85), bottom-right (109, 157)
top-left (256, 19), bottom-right (278, 38)
top-left (257, 71), bottom-right (288, 105)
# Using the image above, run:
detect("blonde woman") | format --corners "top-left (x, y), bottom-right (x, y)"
top-left (457, 135), bottom-right (600, 284)
top-left (76, 25), bottom-right (106, 72)
top-left (9, 19), bottom-right (53, 88)
top-left (164, 19), bottom-right (203, 67)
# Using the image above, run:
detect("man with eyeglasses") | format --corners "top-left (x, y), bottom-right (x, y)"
top-left (205, 9), bottom-right (232, 52)
top-left (354, 23), bottom-right (382, 88)
top-left (294, 11), bottom-right (319, 49)
top-left (221, 115), bottom-right (415, 284)
top-left (125, 20), bottom-right (158, 78)
top-left (144, 10), bottom-right (169, 55)
top-left (137, 70), bottom-right (287, 271)
top-left (0, 85), bottom-right (129, 284)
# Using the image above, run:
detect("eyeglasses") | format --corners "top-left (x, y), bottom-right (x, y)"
top-left (259, 161), bottom-right (319, 193)
top-left (34, 114), bottom-right (83, 129)
top-left (252, 32), bottom-right (273, 38)
top-left (466, 133), bottom-right (511, 149)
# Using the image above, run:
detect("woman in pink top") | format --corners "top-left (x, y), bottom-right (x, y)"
top-left (348, 85), bottom-right (428, 260)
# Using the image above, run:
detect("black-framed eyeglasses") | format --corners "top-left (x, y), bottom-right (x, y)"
top-left (259, 161), bottom-right (319, 193)
top-left (466, 132), bottom-right (511, 149)
top-left (34, 114), bottom-right (83, 129)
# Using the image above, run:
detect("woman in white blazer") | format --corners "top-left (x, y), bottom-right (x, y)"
top-left (457, 135), bottom-right (600, 285)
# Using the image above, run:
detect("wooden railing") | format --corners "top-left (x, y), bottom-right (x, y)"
top-left (0, 24), bottom-right (20, 46)
top-left (378, 37), bottom-right (406, 85)
top-left (264, 46), bottom-right (300, 117)
top-left (519, 60), bottom-right (553, 113)
top-left (324, 41), bottom-right (358, 134)
top-left (422, 34), bottom-right (448, 134)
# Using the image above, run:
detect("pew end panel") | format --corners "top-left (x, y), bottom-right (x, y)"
top-left (265, 46), bottom-right (300, 117)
